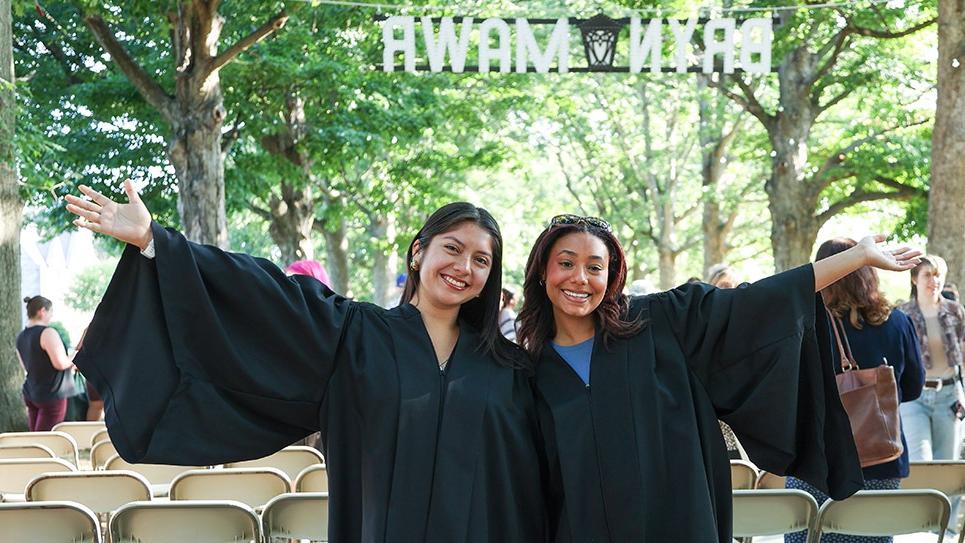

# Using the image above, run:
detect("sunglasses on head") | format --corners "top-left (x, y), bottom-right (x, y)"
top-left (548, 214), bottom-right (612, 232)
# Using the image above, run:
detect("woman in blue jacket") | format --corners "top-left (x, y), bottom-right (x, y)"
top-left (786, 237), bottom-right (925, 543)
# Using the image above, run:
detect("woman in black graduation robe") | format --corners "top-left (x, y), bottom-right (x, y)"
top-left (66, 185), bottom-right (547, 542)
top-left (516, 215), bottom-right (921, 542)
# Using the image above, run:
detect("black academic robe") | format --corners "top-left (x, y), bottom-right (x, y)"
top-left (74, 222), bottom-right (548, 543)
top-left (536, 264), bottom-right (864, 543)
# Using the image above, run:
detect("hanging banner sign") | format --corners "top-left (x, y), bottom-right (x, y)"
top-left (379, 14), bottom-right (774, 74)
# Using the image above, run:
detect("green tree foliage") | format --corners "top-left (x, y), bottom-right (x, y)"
top-left (64, 259), bottom-right (117, 312)
top-left (712, 0), bottom-right (935, 268)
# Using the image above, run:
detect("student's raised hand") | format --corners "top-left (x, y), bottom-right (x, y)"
top-left (858, 235), bottom-right (922, 272)
top-left (65, 180), bottom-right (153, 250)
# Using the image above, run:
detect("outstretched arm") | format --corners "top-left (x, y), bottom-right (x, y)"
top-left (812, 235), bottom-right (920, 292)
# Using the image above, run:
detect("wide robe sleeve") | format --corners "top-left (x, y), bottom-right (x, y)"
top-left (74, 222), bottom-right (354, 466)
top-left (652, 264), bottom-right (863, 500)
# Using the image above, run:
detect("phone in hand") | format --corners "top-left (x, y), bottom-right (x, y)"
top-left (950, 401), bottom-right (965, 421)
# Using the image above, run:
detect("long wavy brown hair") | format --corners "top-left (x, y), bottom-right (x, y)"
top-left (516, 222), bottom-right (644, 360)
top-left (816, 238), bottom-right (891, 328)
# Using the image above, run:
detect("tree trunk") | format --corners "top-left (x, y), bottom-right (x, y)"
top-left (0, 0), bottom-right (27, 431)
top-left (265, 181), bottom-right (315, 264)
top-left (368, 216), bottom-right (398, 307)
top-left (929, 0), bottom-right (965, 286)
top-left (698, 81), bottom-right (734, 275)
top-left (84, 3), bottom-right (288, 248)
top-left (657, 246), bottom-right (676, 290)
top-left (258, 93), bottom-right (330, 267)
top-left (322, 217), bottom-right (350, 296)
top-left (767, 49), bottom-right (820, 271)
top-left (168, 89), bottom-right (228, 247)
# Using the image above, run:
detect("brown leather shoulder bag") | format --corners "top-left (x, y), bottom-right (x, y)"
top-left (830, 310), bottom-right (903, 467)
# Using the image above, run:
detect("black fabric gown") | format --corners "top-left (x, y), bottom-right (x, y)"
top-left (74, 223), bottom-right (548, 543)
top-left (536, 264), bottom-right (864, 543)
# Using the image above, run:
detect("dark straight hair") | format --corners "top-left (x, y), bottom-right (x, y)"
top-left (399, 202), bottom-right (526, 370)
top-left (517, 222), bottom-right (644, 360)
top-left (23, 295), bottom-right (52, 319)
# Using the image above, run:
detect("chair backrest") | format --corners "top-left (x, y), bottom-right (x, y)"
top-left (109, 500), bottom-right (261, 543)
top-left (0, 500), bottom-right (101, 543)
top-left (262, 492), bottom-right (329, 542)
top-left (730, 460), bottom-right (758, 490)
top-left (756, 471), bottom-right (787, 490)
top-left (224, 446), bottom-right (324, 481)
top-left (0, 431), bottom-right (79, 466)
top-left (732, 489), bottom-right (818, 537)
top-left (91, 440), bottom-right (119, 470)
top-left (105, 454), bottom-right (201, 486)
top-left (0, 443), bottom-right (56, 460)
top-left (295, 464), bottom-right (328, 492)
top-left (0, 458), bottom-right (76, 499)
top-left (169, 468), bottom-right (291, 510)
top-left (90, 429), bottom-right (110, 448)
top-left (811, 489), bottom-right (950, 541)
top-left (904, 461), bottom-right (965, 498)
top-left (52, 421), bottom-right (107, 451)
top-left (26, 470), bottom-right (152, 514)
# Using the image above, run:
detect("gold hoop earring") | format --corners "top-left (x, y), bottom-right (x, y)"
top-left (410, 261), bottom-right (419, 271)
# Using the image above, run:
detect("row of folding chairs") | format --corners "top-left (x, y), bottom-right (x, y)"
top-left (1, 427), bottom-right (324, 475)
top-left (0, 493), bottom-right (329, 543)
top-left (1, 459), bottom-right (328, 503)
top-left (733, 488), bottom-right (951, 542)
top-left (732, 459), bottom-right (965, 542)
top-left (5, 488), bottom-right (946, 543)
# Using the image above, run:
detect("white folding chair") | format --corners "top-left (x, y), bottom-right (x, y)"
top-left (295, 464), bottom-right (328, 492)
top-left (904, 461), bottom-right (965, 543)
top-left (0, 443), bottom-right (56, 460)
top-left (0, 431), bottom-right (79, 466)
top-left (90, 429), bottom-right (110, 449)
top-left (730, 460), bottom-right (758, 490)
top-left (90, 440), bottom-right (118, 470)
top-left (52, 421), bottom-right (107, 452)
top-left (0, 458), bottom-right (76, 502)
top-left (809, 489), bottom-right (950, 543)
top-left (109, 500), bottom-right (260, 543)
top-left (26, 470), bottom-right (152, 514)
top-left (0, 500), bottom-right (102, 542)
top-left (105, 454), bottom-right (202, 498)
top-left (169, 468), bottom-right (290, 511)
top-left (262, 492), bottom-right (329, 542)
top-left (732, 489), bottom-right (818, 541)
top-left (755, 471), bottom-right (787, 490)
top-left (225, 446), bottom-right (324, 481)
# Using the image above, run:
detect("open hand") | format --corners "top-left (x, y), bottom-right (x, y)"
top-left (65, 180), bottom-right (153, 250)
top-left (858, 235), bottom-right (922, 272)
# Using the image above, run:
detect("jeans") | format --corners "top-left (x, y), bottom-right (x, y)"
top-left (900, 384), bottom-right (963, 528)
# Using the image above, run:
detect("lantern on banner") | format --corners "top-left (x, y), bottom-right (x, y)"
top-left (578, 14), bottom-right (623, 70)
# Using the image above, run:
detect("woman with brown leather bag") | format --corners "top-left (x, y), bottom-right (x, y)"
top-left (785, 238), bottom-right (926, 543)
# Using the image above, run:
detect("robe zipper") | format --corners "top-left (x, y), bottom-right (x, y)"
top-left (586, 382), bottom-right (615, 541)
top-left (420, 365), bottom-right (450, 538)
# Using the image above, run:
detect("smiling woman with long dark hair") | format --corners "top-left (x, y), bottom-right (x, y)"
top-left (65, 183), bottom-right (547, 542)
top-left (518, 214), bottom-right (922, 543)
